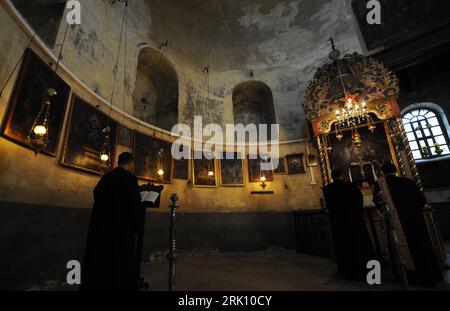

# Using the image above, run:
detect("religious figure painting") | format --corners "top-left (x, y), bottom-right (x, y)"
top-left (219, 152), bottom-right (244, 186)
top-left (273, 157), bottom-right (287, 174)
top-left (327, 124), bottom-right (393, 187)
top-left (1, 48), bottom-right (70, 156)
top-left (173, 144), bottom-right (189, 180)
top-left (286, 153), bottom-right (306, 174)
top-left (192, 150), bottom-right (217, 187)
top-left (247, 155), bottom-right (274, 182)
top-left (60, 95), bottom-right (117, 174)
top-left (134, 132), bottom-right (172, 183)
top-left (117, 124), bottom-right (133, 148)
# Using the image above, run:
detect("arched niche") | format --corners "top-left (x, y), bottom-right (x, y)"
top-left (11, 0), bottom-right (66, 48)
top-left (232, 81), bottom-right (277, 140)
top-left (133, 47), bottom-right (179, 132)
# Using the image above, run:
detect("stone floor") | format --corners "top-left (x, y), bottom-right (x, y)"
top-left (142, 247), bottom-right (450, 291)
top-left (27, 244), bottom-right (450, 291)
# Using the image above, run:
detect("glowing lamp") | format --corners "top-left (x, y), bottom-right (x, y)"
top-left (208, 170), bottom-right (214, 177)
top-left (100, 153), bottom-right (109, 162)
top-left (158, 169), bottom-right (165, 176)
top-left (33, 125), bottom-right (47, 136)
top-left (259, 175), bottom-right (267, 190)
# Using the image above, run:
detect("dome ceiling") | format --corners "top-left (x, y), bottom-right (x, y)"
top-left (144, 0), bottom-right (361, 71)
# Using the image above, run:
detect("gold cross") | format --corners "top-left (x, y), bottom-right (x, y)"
top-left (350, 157), bottom-right (372, 179)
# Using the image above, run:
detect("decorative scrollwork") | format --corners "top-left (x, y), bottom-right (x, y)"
top-left (303, 51), bottom-right (399, 121)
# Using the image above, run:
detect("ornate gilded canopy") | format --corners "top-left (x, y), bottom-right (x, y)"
top-left (303, 43), bottom-right (401, 135)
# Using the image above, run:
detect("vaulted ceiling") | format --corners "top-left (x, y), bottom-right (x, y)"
top-left (144, 0), bottom-right (360, 71)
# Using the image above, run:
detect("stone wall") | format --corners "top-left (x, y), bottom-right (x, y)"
top-left (0, 0), bottom-right (365, 289)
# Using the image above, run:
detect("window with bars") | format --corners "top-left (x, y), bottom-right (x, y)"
top-left (402, 108), bottom-right (450, 160)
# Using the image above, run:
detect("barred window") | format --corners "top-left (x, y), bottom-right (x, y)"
top-left (402, 108), bottom-right (450, 160)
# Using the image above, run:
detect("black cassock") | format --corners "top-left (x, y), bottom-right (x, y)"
top-left (374, 175), bottom-right (443, 285)
top-left (323, 180), bottom-right (375, 280)
top-left (80, 167), bottom-right (143, 291)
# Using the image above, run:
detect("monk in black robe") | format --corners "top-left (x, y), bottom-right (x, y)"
top-left (323, 169), bottom-right (375, 280)
top-left (80, 152), bottom-right (143, 290)
top-left (373, 163), bottom-right (443, 287)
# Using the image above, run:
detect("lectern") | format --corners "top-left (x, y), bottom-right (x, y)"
top-left (137, 183), bottom-right (164, 290)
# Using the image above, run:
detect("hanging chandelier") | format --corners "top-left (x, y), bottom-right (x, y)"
top-left (336, 96), bottom-right (367, 127)
top-left (329, 39), bottom-right (376, 139)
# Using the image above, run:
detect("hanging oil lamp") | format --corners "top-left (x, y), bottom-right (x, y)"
top-left (367, 115), bottom-right (377, 132)
top-left (334, 123), bottom-right (343, 141)
top-left (27, 88), bottom-right (57, 156)
top-left (207, 155), bottom-right (215, 178)
top-left (324, 135), bottom-right (333, 152)
top-left (351, 126), bottom-right (362, 149)
top-left (157, 148), bottom-right (165, 180)
top-left (27, 21), bottom-right (70, 156)
top-left (99, 126), bottom-right (111, 165)
top-left (100, 0), bottom-right (128, 169)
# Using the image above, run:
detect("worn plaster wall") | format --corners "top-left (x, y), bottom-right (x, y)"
top-left (147, 0), bottom-right (363, 140)
top-left (0, 0), bottom-right (365, 211)
top-left (0, 1), bottom-right (368, 288)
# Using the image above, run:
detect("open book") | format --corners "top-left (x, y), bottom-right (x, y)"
top-left (140, 191), bottom-right (160, 203)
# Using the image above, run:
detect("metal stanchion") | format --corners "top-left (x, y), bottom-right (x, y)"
top-left (167, 194), bottom-right (179, 291)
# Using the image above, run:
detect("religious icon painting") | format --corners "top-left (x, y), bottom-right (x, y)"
top-left (273, 157), bottom-right (287, 174)
top-left (192, 150), bottom-right (217, 187)
top-left (134, 132), bottom-right (172, 183)
top-left (219, 152), bottom-right (244, 186)
top-left (1, 48), bottom-right (70, 156)
top-left (117, 124), bottom-right (133, 149)
top-left (247, 154), bottom-right (274, 182)
top-left (286, 153), bottom-right (306, 174)
top-left (60, 95), bottom-right (117, 174)
top-left (173, 143), bottom-right (190, 180)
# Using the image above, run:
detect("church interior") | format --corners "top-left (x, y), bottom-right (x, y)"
top-left (1, 0), bottom-right (450, 292)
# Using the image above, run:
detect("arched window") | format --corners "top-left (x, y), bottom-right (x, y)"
top-left (402, 105), bottom-right (450, 160)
